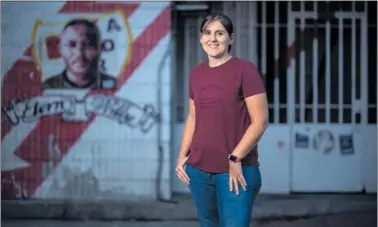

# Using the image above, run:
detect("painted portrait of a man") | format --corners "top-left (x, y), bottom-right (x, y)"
top-left (42, 19), bottom-right (117, 90)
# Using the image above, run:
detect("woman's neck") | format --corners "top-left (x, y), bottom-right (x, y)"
top-left (208, 54), bottom-right (232, 68)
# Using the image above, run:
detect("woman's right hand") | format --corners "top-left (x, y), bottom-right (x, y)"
top-left (175, 154), bottom-right (190, 185)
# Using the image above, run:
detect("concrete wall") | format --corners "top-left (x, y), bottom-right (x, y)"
top-left (2, 1), bottom-right (376, 202)
top-left (1, 1), bottom-right (172, 200)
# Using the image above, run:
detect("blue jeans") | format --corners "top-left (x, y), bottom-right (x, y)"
top-left (186, 164), bottom-right (262, 227)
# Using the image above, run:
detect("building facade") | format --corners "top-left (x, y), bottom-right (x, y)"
top-left (1, 1), bottom-right (376, 201)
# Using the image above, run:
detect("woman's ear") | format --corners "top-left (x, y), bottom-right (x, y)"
top-left (229, 33), bottom-right (235, 45)
top-left (199, 32), bottom-right (205, 43)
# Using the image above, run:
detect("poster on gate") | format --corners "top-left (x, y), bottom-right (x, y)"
top-left (339, 134), bottom-right (354, 155)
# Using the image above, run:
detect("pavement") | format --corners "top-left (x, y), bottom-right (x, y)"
top-left (2, 193), bottom-right (376, 221)
top-left (260, 209), bottom-right (377, 227)
top-left (2, 209), bottom-right (377, 227)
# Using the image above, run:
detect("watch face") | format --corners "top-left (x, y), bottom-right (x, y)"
top-left (229, 155), bottom-right (237, 162)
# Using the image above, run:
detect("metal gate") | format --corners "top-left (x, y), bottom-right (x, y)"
top-left (171, 1), bottom-right (376, 194)
top-left (287, 3), bottom-right (369, 192)
top-left (171, 2), bottom-right (260, 193)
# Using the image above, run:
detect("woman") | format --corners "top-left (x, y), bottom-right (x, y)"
top-left (175, 12), bottom-right (269, 227)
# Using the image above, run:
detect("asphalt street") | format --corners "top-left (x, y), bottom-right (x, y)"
top-left (3, 209), bottom-right (377, 227)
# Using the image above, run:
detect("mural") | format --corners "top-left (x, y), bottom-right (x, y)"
top-left (2, 5), bottom-right (160, 129)
top-left (38, 17), bottom-right (123, 90)
top-left (1, 2), bottom-right (171, 199)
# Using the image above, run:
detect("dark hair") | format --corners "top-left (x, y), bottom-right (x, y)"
top-left (62, 19), bottom-right (101, 46)
top-left (200, 13), bottom-right (234, 52)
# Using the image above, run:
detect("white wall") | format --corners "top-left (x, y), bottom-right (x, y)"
top-left (1, 1), bottom-right (172, 200)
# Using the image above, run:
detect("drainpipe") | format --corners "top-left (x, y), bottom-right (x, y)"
top-left (155, 18), bottom-right (177, 203)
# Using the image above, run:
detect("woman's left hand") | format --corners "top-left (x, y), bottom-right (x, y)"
top-left (229, 161), bottom-right (247, 195)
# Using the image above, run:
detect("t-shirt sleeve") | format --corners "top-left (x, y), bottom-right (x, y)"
top-left (241, 61), bottom-right (266, 98)
top-left (189, 68), bottom-right (194, 100)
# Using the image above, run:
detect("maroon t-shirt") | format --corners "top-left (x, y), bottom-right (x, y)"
top-left (187, 57), bottom-right (266, 173)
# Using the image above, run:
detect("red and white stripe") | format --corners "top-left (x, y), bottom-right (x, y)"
top-left (1, 1), bottom-right (171, 198)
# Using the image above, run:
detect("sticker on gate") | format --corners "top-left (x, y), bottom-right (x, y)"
top-left (294, 132), bottom-right (310, 149)
top-left (312, 130), bottom-right (335, 154)
top-left (339, 134), bottom-right (354, 155)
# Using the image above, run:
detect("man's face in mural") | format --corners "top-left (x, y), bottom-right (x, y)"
top-left (59, 24), bottom-right (100, 76)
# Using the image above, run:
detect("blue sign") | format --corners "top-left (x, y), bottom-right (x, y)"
top-left (295, 132), bottom-right (310, 149)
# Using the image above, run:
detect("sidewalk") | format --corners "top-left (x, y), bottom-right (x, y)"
top-left (2, 194), bottom-right (376, 221)
top-left (2, 210), bottom-right (377, 227)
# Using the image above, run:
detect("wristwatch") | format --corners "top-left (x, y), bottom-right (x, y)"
top-left (228, 154), bottom-right (241, 163)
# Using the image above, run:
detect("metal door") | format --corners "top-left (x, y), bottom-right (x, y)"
top-left (172, 11), bottom-right (208, 193)
top-left (287, 3), bottom-right (369, 192)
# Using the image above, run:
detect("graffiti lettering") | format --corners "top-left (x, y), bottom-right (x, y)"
top-left (100, 59), bottom-right (107, 72)
top-left (107, 18), bottom-right (121, 32)
top-left (86, 95), bottom-right (158, 132)
top-left (2, 95), bottom-right (159, 133)
top-left (102, 39), bottom-right (114, 52)
top-left (2, 97), bottom-right (74, 125)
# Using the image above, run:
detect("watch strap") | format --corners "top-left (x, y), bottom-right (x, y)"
top-left (228, 154), bottom-right (241, 163)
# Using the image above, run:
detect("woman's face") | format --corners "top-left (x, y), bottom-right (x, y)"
top-left (200, 20), bottom-right (233, 58)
